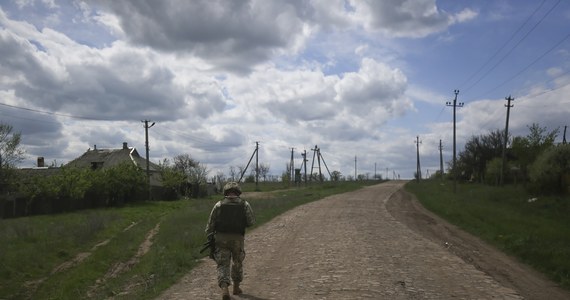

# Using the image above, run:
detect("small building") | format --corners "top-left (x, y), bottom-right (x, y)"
top-left (66, 142), bottom-right (163, 197)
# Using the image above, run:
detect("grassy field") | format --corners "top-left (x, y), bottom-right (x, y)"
top-left (0, 180), bottom-right (378, 300)
top-left (405, 180), bottom-right (570, 290)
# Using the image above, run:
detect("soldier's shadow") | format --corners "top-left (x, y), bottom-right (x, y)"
top-left (234, 294), bottom-right (268, 300)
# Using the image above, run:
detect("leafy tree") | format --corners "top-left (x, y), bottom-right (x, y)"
top-left (18, 172), bottom-right (59, 215)
top-left (103, 162), bottom-right (146, 205)
top-left (331, 170), bottom-right (342, 181)
top-left (55, 167), bottom-right (92, 210)
top-left (511, 123), bottom-right (559, 183)
top-left (529, 144), bottom-right (570, 195)
top-left (171, 153), bottom-right (209, 197)
top-left (484, 157), bottom-right (503, 185)
top-left (456, 129), bottom-right (504, 182)
top-left (158, 158), bottom-right (188, 199)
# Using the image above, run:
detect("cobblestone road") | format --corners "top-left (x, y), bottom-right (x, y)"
top-left (157, 181), bottom-right (526, 299)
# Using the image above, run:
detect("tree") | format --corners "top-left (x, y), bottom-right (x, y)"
top-left (173, 154), bottom-right (199, 174)
top-left (529, 144), bottom-right (570, 195)
top-left (158, 158), bottom-right (188, 199)
top-left (258, 163), bottom-right (270, 181)
top-left (456, 130), bottom-right (504, 182)
top-left (187, 163), bottom-right (209, 185)
top-left (331, 170), bottom-right (342, 181)
top-left (511, 123), bottom-right (559, 183)
top-left (229, 166), bottom-right (237, 181)
top-left (485, 157), bottom-right (503, 185)
top-left (0, 123), bottom-right (25, 192)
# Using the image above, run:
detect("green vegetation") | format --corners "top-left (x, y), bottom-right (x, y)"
top-left (0, 180), bottom-right (378, 300)
top-left (405, 180), bottom-right (570, 289)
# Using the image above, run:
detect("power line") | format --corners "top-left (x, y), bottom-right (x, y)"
top-left (463, 0), bottom-right (562, 95)
top-left (476, 32), bottom-right (570, 99)
top-left (0, 102), bottom-right (113, 121)
top-left (459, 0), bottom-right (549, 90)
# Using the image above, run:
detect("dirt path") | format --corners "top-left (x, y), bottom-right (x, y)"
top-left (156, 181), bottom-right (570, 300)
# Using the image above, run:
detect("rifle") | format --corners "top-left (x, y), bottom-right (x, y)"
top-left (199, 232), bottom-right (216, 260)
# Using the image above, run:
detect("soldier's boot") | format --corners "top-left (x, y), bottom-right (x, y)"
top-left (221, 283), bottom-right (230, 300)
top-left (233, 283), bottom-right (243, 295)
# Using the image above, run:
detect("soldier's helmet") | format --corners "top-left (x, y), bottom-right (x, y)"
top-left (223, 181), bottom-right (242, 196)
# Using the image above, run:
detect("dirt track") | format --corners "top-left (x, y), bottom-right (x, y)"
top-left (156, 181), bottom-right (570, 299)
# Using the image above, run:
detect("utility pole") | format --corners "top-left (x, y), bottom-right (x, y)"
top-left (439, 139), bottom-right (444, 180)
top-left (374, 162), bottom-right (377, 180)
top-left (500, 96), bottom-right (514, 186)
top-left (255, 141), bottom-right (259, 190)
top-left (563, 125), bottom-right (567, 145)
top-left (310, 145), bottom-right (323, 182)
top-left (446, 90), bottom-right (463, 193)
top-left (415, 136), bottom-right (422, 182)
top-left (239, 142), bottom-right (259, 190)
top-left (142, 120), bottom-right (155, 200)
top-left (290, 147), bottom-right (295, 185)
top-left (302, 150), bottom-right (308, 185)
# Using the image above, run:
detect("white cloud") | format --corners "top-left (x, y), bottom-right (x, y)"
top-left (351, 0), bottom-right (477, 38)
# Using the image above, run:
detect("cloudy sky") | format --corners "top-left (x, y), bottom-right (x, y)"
top-left (1, 0), bottom-right (569, 180)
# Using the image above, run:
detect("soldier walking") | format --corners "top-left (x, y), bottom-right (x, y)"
top-left (205, 182), bottom-right (255, 300)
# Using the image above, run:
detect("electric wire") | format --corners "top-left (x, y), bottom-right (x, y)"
top-left (475, 32), bottom-right (570, 99)
top-left (462, 0), bottom-right (561, 95)
top-left (0, 102), bottom-right (114, 121)
top-left (458, 0), bottom-right (548, 90)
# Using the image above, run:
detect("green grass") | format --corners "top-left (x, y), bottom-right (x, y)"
top-left (0, 180), bottom-right (378, 299)
top-left (405, 180), bottom-right (570, 290)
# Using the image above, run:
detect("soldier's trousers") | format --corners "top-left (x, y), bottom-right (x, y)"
top-left (214, 238), bottom-right (245, 287)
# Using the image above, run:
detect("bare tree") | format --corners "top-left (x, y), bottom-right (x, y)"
top-left (0, 123), bottom-right (25, 169)
top-left (187, 163), bottom-right (209, 184)
top-left (173, 154), bottom-right (199, 174)
top-left (229, 166), bottom-right (237, 181)
top-left (0, 123), bottom-right (25, 192)
top-left (259, 163), bottom-right (270, 181)
top-left (237, 165), bottom-right (246, 180)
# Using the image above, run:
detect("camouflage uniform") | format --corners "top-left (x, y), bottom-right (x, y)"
top-left (205, 183), bottom-right (255, 290)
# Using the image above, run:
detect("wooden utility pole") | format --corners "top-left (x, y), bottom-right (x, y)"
top-left (563, 125), bottom-right (567, 145)
top-left (290, 147), bottom-right (295, 185)
top-left (415, 136), bottom-right (422, 182)
top-left (302, 150), bottom-right (308, 185)
top-left (310, 145), bottom-right (320, 182)
top-left (446, 90), bottom-right (463, 193)
top-left (255, 141), bottom-right (259, 189)
top-left (500, 95), bottom-right (514, 186)
top-left (439, 139), bottom-right (444, 180)
top-left (142, 120), bottom-right (155, 200)
top-left (239, 142), bottom-right (259, 190)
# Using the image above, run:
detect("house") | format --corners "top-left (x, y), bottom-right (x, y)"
top-left (66, 142), bottom-right (162, 188)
